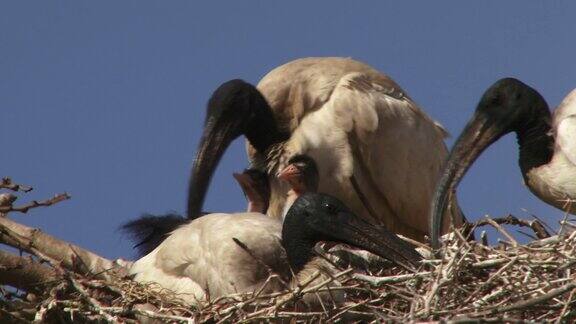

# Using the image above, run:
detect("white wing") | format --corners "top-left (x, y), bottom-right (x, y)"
top-left (254, 57), bottom-right (462, 240)
top-left (130, 213), bottom-right (284, 303)
top-left (556, 115), bottom-right (576, 166)
top-left (284, 72), bottom-right (457, 240)
top-left (554, 89), bottom-right (576, 166)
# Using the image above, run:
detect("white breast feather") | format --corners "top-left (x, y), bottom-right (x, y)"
top-left (554, 89), bottom-right (576, 166)
top-left (556, 115), bottom-right (576, 166)
top-left (280, 72), bottom-right (455, 237)
top-left (129, 213), bottom-right (284, 304)
top-left (285, 73), bottom-right (385, 183)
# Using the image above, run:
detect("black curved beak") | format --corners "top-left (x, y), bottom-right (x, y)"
top-left (430, 111), bottom-right (507, 250)
top-left (187, 115), bottom-right (241, 219)
top-left (186, 79), bottom-right (284, 219)
top-left (318, 211), bottom-right (423, 271)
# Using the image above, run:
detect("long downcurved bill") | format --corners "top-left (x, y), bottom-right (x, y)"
top-left (321, 211), bottom-right (424, 271)
top-left (187, 117), bottom-right (238, 219)
top-left (430, 112), bottom-right (506, 250)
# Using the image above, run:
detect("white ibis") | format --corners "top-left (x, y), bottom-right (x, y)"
top-left (129, 192), bottom-right (422, 305)
top-left (430, 78), bottom-right (576, 249)
top-left (188, 57), bottom-right (465, 242)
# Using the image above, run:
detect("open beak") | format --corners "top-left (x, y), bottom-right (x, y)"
top-left (430, 111), bottom-right (507, 249)
top-left (321, 211), bottom-right (423, 271)
top-left (187, 117), bottom-right (240, 219)
top-left (277, 164), bottom-right (301, 183)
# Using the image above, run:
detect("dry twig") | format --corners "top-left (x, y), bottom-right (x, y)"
top-left (0, 215), bottom-right (122, 280)
top-left (0, 178), bottom-right (32, 193)
top-left (0, 193), bottom-right (70, 214)
top-left (1, 177), bottom-right (575, 322)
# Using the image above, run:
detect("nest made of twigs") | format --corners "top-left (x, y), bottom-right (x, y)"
top-left (1, 177), bottom-right (576, 323)
top-left (3, 229), bottom-right (576, 323)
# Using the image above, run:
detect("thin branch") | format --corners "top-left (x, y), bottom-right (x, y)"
top-left (0, 193), bottom-right (71, 214)
top-left (66, 274), bottom-right (118, 322)
top-left (471, 214), bottom-right (550, 239)
top-left (353, 272), bottom-right (432, 286)
top-left (0, 178), bottom-right (33, 193)
top-left (555, 288), bottom-right (576, 324)
top-left (482, 217), bottom-right (518, 247)
top-left (0, 249), bottom-right (60, 294)
top-left (530, 212), bottom-right (556, 235)
top-left (479, 282), bottom-right (576, 315)
top-left (0, 194), bottom-right (17, 218)
top-left (0, 216), bottom-right (123, 280)
top-left (102, 307), bottom-right (194, 323)
top-left (0, 194), bottom-right (17, 207)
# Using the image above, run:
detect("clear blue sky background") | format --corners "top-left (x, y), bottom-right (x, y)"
top-left (1, 2), bottom-right (575, 259)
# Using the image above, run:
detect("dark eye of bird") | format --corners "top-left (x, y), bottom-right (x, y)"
top-left (322, 202), bottom-right (338, 214)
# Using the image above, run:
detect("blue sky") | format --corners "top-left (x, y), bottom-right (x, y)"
top-left (1, 1), bottom-right (575, 259)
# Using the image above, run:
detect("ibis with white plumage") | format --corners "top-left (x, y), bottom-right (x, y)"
top-left (189, 57), bottom-right (466, 243)
top-left (129, 171), bottom-right (422, 305)
top-left (430, 78), bottom-right (576, 249)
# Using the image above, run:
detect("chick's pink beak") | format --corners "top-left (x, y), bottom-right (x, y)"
top-left (277, 164), bottom-right (301, 182)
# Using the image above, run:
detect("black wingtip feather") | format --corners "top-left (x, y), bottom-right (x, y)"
top-left (120, 213), bottom-right (188, 257)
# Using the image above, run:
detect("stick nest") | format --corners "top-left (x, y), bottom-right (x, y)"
top-left (2, 230), bottom-right (575, 323)
top-left (1, 178), bottom-right (575, 323)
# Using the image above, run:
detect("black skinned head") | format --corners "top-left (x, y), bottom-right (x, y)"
top-left (187, 80), bottom-right (289, 219)
top-left (430, 78), bottom-right (552, 250)
top-left (205, 80), bottom-right (272, 150)
top-left (475, 78), bottom-right (550, 135)
top-left (282, 193), bottom-right (422, 273)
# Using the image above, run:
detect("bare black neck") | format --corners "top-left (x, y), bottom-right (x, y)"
top-left (281, 208), bottom-right (323, 273)
top-left (516, 105), bottom-right (554, 176)
top-left (282, 237), bottom-right (317, 273)
top-left (186, 80), bottom-right (289, 220)
top-left (242, 89), bottom-right (290, 153)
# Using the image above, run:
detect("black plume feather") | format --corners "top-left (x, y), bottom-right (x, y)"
top-left (120, 213), bottom-right (188, 257)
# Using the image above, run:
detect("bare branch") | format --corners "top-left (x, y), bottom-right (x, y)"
top-left (0, 194), bottom-right (17, 218)
top-left (478, 283), bottom-right (576, 315)
top-left (0, 193), bottom-right (71, 214)
top-left (0, 216), bottom-right (123, 280)
top-left (353, 271), bottom-right (432, 286)
top-left (0, 194), bottom-right (17, 207)
top-left (0, 178), bottom-right (33, 193)
top-left (0, 250), bottom-right (59, 294)
top-left (66, 275), bottom-right (118, 322)
top-left (469, 214), bottom-right (551, 239)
